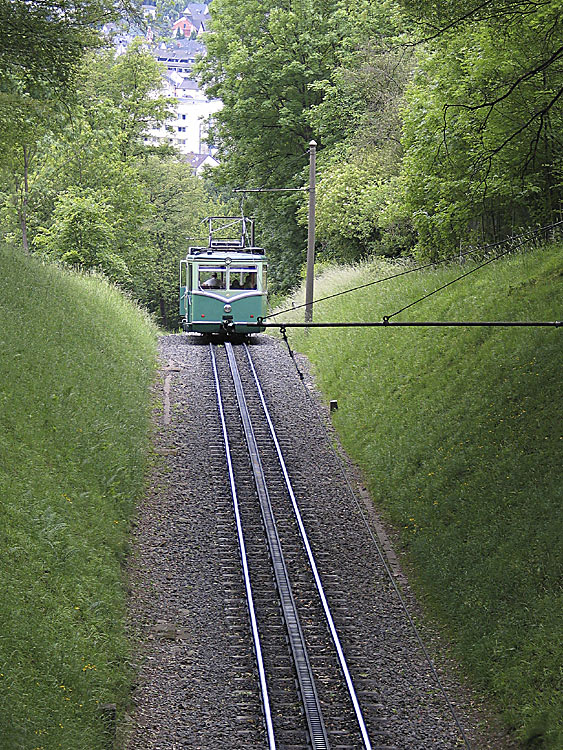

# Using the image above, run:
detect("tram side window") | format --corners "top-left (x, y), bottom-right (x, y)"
top-left (199, 268), bottom-right (226, 289)
top-left (228, 266), bottom-right (258, 290)
top-left (243, 272), bottom-right (257, 290)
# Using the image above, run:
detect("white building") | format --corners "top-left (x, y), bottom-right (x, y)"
top-left (141, 1), bottom-right (156, 19)
top-left (147, 71), bottom-right (221, 156)
top-left (149, 39), bottom-right (221, 158)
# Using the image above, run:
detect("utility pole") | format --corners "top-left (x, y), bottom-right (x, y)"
top-left (305, 140), bottom-right (316, 324)
top-left (233, 140), bottom-right (317, 323)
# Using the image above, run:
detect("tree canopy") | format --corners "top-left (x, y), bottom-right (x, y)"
top-left (197, 0), bottom-right (562, 275)
top-left (0, 0), bottom-right (135, 94)
top-left (0, 32), bottom-right (227, 327)
top-left (395, 0), bottom-right (563, 254)
top-left (196, 0), bottom-right (366, 288)
top-left (1, 0), bottom-right (561, 308)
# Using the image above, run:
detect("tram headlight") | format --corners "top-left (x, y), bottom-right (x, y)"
top-left (224, 304), bottom-right (232, 313)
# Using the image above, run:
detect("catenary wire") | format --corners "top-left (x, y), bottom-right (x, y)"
top-left (385, 226), bottom-right (562, 320)
top-left (386, 245), bottom-right (514, 320)
top-left (265, 220), bottom-right (563, 321)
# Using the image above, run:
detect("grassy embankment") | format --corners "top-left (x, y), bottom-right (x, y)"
top-left (0, 245), bottom-right (158, 749)
top-left (275, 244), bottom-right (562, 748)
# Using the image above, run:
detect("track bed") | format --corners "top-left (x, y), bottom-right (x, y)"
top-left (124, 334), bottom-right (485, 749)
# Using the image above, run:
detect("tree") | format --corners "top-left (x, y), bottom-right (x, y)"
top-left (24, 47), bottom-right (222, 319)
top-left (1, 4), bottom-right (225, 324)
top-left (82, 39), bottom-right (174, 161)
top-left (0, 0), bottom-right (143, 253)
top-left (390, 0), bottom-right (563, 256)
top-left (305, 24), bottom-right (414, 260)
top-left (136, 157), bottom-right (225, 327)
top-left (196, 0), bottom-right (359, 290)
top-left (0, 107), bottom-right (42, 254)
top-left (34, 187), bottom-right (132, 284)
top-left (0, 0), bottom-right (104, 95)
top-left (153, 0), bottom-right (185, 38)
top-left (23, 43), bottom-right (174, 286)
top-left (394, 1), bottom-right (563, 257)
top-left (0, 1), bottom-right (139, 130)
top-left (196, 0), bottom-right (419, 286)
top-left (0, 87), bottom-right (71, 253)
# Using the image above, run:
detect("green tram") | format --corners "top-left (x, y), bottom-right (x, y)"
top-left (180, 217), bottom-right (267, 336)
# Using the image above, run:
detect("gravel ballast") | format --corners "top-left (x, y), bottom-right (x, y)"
top-left (122, 333), bottom-right (516, 749)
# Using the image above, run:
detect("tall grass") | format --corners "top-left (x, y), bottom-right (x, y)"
top-left (276, 245), bottom-right (562, 748)
top-left (0, 246), bottom-right (158, 749)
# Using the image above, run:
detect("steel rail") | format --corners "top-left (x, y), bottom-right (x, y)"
top-left (224, 342), bottom-right (330, 750)
top-left (244, 344), bottom-right (374, 749)
top-left (209, 344), bottom-right (277, 750)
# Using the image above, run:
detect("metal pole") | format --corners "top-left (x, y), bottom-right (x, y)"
top-left (305, 140), bottom-right (316, 324)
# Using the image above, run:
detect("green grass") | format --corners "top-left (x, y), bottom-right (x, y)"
top-left (0, 246), bottom-right (158, 749)
top-left (276, 245), bottom-right (562, 748)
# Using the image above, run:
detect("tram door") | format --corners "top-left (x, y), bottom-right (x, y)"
top-left (179, 260), bottom-right (192, 319)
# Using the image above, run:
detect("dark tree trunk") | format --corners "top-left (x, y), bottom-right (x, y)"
top-left (16, 145), bottom-right (31, 254)
top-left (159, 295), bottom-right (167, 329)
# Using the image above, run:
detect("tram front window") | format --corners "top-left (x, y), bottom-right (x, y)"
top-left (199, 268), bottom-right (226, 289)
top-left (228, 266), bottom-right (258, 290)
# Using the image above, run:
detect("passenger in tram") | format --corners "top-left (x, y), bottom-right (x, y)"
top-left (230, 276), bottom-right (241, 289)
top-left (202, 272), bottom-right (220, 288)
top-left (242, 273), bottom-right (257, 289)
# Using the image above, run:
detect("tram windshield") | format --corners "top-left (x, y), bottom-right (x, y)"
top-left (199, 267), bottom-right (226, 289)
top-left (228, 266), bottom-right (258, 290)
top-left (198, 264), bottom-right (261, 291)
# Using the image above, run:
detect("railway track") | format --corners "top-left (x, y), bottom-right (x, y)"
top-left (207, 341), bottom-right (396, 750)
top-left (126, 334), bottom-right (475, 749)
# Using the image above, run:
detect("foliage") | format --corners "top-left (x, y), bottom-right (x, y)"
top-left (34, 187), bottom-right (133, 285)
top-left (196, 0), bottom-right (366, 291)
top-left (81, 38), bottom-right (174, 161)
top-left (0, 243), bottom-right (158, 750)
top-left (136, 156), bottom-right (225, 327)
top-left (7, 44), bottom-right (164, 284)
top-left (153, 0), bottom-right (186, 38)
top-left (0, 66), bottom-right (70, 253)
top-left (197, 0), bottom-right (562, 269)
top-left (0, 0), bottom-right (143, 252)
top-left (1, 38), bottom-right (225, 327)
top-left (0, 0), bottom-right (110, 95)
top-left (3, 0), bottom-right (562, 300)
top-left (275, 242), bottom-right (563, 748)
top-left (397, 2), bottom-right (563, 257)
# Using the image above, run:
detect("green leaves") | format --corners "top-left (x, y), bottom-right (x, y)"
top-left (35, 187), bottom-right (133, 285)
top-left (83, 41), bottom-right (174, 161)
top-left (397, 3), bottom-right (563, 256)
top-left (135, 156), bottom-right (225, 327)
top-left (196, 0), bottom-right (356, 289)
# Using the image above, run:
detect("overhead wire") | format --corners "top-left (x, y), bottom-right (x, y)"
top-left (385, 245), bottom-right (513, 320)
top-left (386, 223), bottom-right (563, 320)
top-left (265, 220), bottom-right (563, 321)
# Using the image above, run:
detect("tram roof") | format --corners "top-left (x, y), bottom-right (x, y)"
top-left (186, 247), bottom-right (266, 261)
